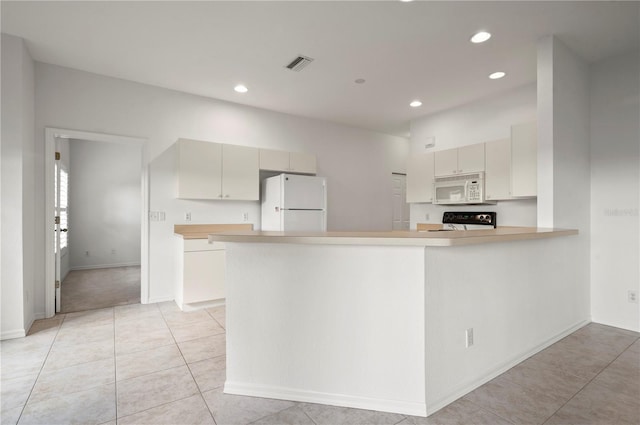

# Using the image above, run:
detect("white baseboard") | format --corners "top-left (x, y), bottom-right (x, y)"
top-left (70, 262), bottom-right (141, 271)
top-left (425, 318), bottom-right (591, 415)
top-left (222, 319), bottom-right (590, 417)
top-left (24, 316), bottom-right (35, 336)
top-left (1, 328), bottom-right (27, 341)
top-left (224, 382), bottom-right (427, 417)
top-left (181, 299), bottom-right (225, 312)
top-left (34, 312), bottom-right (47, 320)
top-left (146, 296), bottom-right (175, 304)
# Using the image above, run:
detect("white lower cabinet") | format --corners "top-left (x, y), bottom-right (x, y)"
top-left (177, 238), bottom-right (225, 308)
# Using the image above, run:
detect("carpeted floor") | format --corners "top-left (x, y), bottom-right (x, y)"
top-left (60, 266), bottom-right (141, 313)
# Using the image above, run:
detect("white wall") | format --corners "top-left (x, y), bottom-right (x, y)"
top-left (537, 35), bottom-right (591, 325)
top-left (68, 138), bottom-right (142, 269)
top-left (589, 51), bottom-right (640, 332)
top-left (408, 84), bottom-right (538, 228)
top-left (1, 34), bottom-right (35, 339)
top-left (34, 62), bottom-right (408, 307)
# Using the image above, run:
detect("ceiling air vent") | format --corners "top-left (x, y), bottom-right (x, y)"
top-left (285, 55), bottom-right (314, 72)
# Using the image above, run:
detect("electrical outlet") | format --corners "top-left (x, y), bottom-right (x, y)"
top-left (111, 249), bottom-right (116, 255)
top-left (243, 212), bottom-right (249, 222)
top-left (149, 211), bottom-right (159, 221)
top-left (465, 328), bottom-right (474, 348)
top-left (85, 251), bottom-right (90, 257)
top-left (628, 290), bottom-right (638, 303)
top-left (425, 213), bottom-right (430, 221)
top-left (185, 212), bottom-right (192, 222)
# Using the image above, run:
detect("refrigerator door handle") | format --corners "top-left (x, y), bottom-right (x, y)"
top-left (275, 206), bottom-right (280, 212)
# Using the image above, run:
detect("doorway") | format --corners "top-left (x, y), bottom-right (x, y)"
top-left (45, 128), bottom-right (148, 318)
top-left (392, 173), bottom-right (410, 230)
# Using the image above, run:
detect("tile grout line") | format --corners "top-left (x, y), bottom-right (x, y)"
top-left (392, 415), bottom-right (409, 425)
top-left (540, 337), bottom-right (639, 425)
top-left (159, 302), bottom-right (218, 424)
top-left (482, 327), bottom-right (640, 425)
top-left (14, 313), bottom-right (67, 425)
top-left (458, 398), bottom-right (517, 425)
top-left (204, 305), bottom-right (226, 330)
top-left (114, 305), bottom-right (198, 419)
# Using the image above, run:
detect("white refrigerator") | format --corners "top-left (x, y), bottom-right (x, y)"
top-left (261, 174), bottom-right (327, 231)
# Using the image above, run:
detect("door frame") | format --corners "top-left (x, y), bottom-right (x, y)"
top-left (44, 127), bottom-right (149, 318)
top-left (391, 172), bottom-right (409, 231)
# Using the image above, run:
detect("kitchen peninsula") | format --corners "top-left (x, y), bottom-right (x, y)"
top-left (209, 227), bottom-right (584, 417)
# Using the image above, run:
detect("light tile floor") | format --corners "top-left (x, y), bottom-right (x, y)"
top-left (1, 303), bottom-right (638, 425)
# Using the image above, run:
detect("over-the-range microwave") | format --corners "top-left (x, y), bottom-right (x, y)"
top-left (433, 172), bottom-right (495, 205)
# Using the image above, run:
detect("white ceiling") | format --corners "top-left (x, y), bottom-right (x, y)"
top-left (2, 1), bottom-right (639, 137)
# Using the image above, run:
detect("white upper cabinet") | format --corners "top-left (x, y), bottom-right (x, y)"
top-left (434, 144), bottom-right (485, 176)
top-left (406, 152), bottom-right (435, 203)
top-left (222, 144), bottom-right (259, 200)
top-left (484, 138), bottom-right (512, 200)
top-left (176, 139), bottom-right (259, 200)
top-left (259, 148), bottom-right (317, 174)
top-left (177, 139), bottom-right (223, 199)
top-left (511, 122), bottom-right (537, 197)
top-left (259, 149), bottom-right (290, 172)
top-left (289, 151), bottom-right (317, 174)
top-left (457, 143), bottom-right (485, 173)
top-left (434, 149), bottom-right (458, 176)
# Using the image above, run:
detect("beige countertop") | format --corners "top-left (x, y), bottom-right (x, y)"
top-left (208, 226), bottom-right (578, 247)
top-left (174, 223), bottom-right (253, 239)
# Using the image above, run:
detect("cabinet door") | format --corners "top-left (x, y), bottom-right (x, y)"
top-left (434, 149), bottom-right (459, 176)
top-left (259, 148), bottom-right (289, 172)
top-left (222, 144), bottom-right (259, 200)
top-left (511, 122), bottom-right (537, 197)
top-left (485, 138), bottom-right (511, 200)
top-left (458, 143), bottom-right (485, 174)
top-left (177, 139), bottom-right (222, 199)
top-left (290, 152), bottom-right (316, 174)
top-left (183, 250), bottom-right (225, 303)
top-left (406, 153), bottom-right (435, 203)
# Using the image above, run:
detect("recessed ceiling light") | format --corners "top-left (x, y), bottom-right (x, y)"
top-left (489, 72), bottom-right (506, 80)
top-left (400, 0), bottom-right (414, 2)
top-left (410, 100), bottom-right (422, 108)
top-left (470, 31), bottom-right (492, 44)
top-left (234, 84), bottom-right (248, 93)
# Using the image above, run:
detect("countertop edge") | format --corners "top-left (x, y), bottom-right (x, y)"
top-left (208, 228), bottom-right (578, 247)
top-left (174, 223), bottom-right (253, 239)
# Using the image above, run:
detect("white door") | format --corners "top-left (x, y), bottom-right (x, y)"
top-left (392, 174), bottom-right (409, 231)
top-left (282, 210), bottom-right (326, 232)
top-left (282, 174), bottom-right (326, 210)
top-left (54, 149), bottom-right (69, 312)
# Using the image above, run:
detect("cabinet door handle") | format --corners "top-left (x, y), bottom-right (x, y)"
top-left (452, 170), bottom-right (457, 174)
top-left (224, 194), bottom-right (230, 198)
